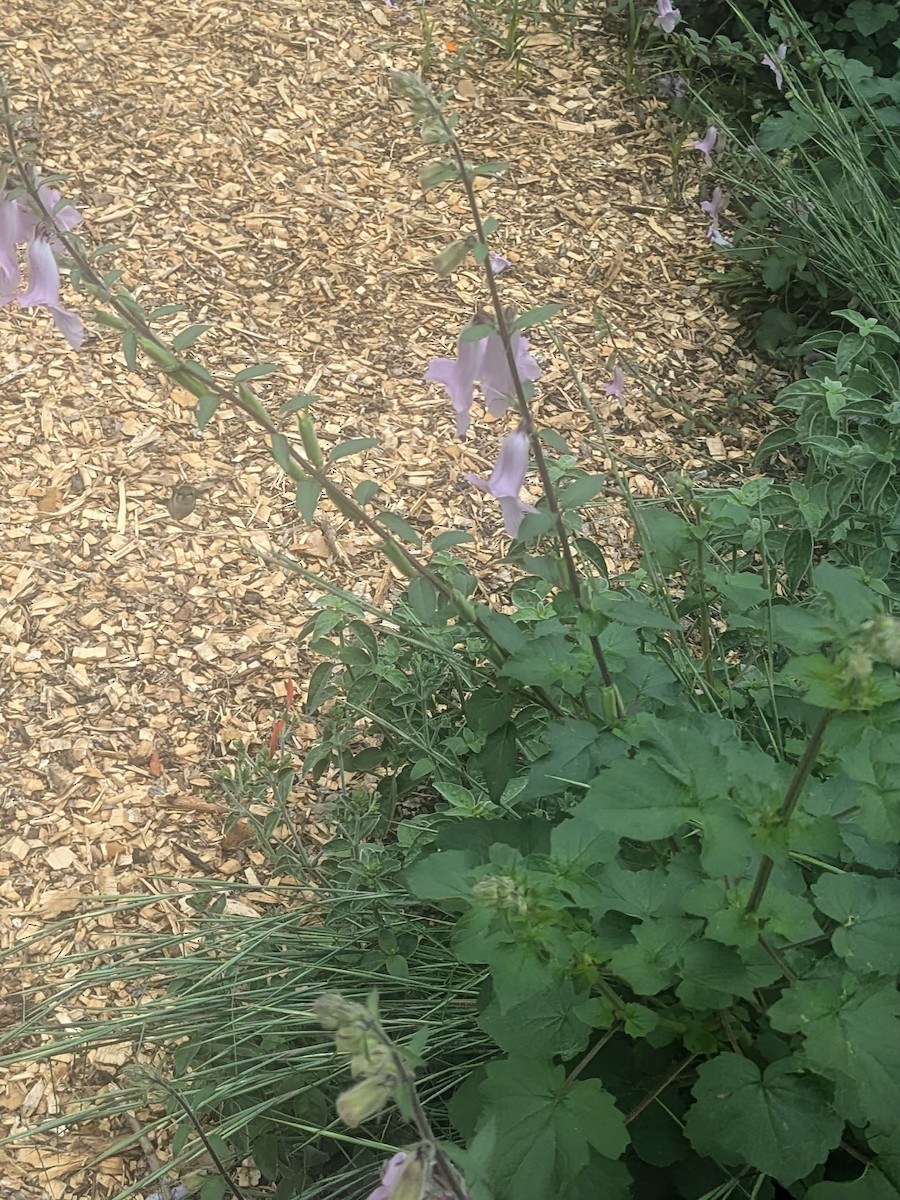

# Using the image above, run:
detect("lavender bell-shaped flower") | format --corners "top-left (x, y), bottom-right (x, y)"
top-left (700, 186), bottom-right (731, 246)
top-left (367, 1152), bottom-right (409, 1200)
top-left (479, 327), bottom-right (541, 417)
top-left (18, 233), bottom-right (85, 350)
top-left (423, 317), bottom-right (489, 436)
top-left (603, 363), bottom-right (625, 403)
top-left (0, 199), bottom-right (27, 301)
top-left (652, 0), bottom-right (681, 35)
top-left (466, 427), bottom-right (538, 537)
top-left (691, 126), bottom-right (721, 168)
top-left (762, 43), bottom-right (788, 91)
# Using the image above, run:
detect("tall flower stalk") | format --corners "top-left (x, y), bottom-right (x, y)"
top-left (399, 72), bottom-right (619, 701)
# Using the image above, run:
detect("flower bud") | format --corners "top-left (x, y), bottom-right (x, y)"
top-left (336, 1074), bottom-right (396, 1127)
top-left (432, 238), bottom-right (472, 278)
top-left (472, 874), bottom-right (528, 915)
top-left (314, 992), bottom-right (366, 1030)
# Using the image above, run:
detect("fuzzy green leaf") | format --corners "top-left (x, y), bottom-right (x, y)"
top-left (685, 1054), bottom-right (843, 1184)
top-left (479, 1057), bottom-right (628, 1200)
top-left (813, 874), bottom-right (900, 976)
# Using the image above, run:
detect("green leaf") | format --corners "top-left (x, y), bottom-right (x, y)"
top-left (479, 1058), bottom-right (628, 1200)
top-left (471, 160), bottom-right (510, 178)
top-left (280, 393), bottom-right (319, 414)
top-left (812, 874), bottom-right (900, 975)
top-left (353, 480), bottom-right (380, 505)
top-left (607, 917), bottom-right (699, 996)
top-left (584, 761), bottom-right (698, 842)
top-left (753, 425), bottom-right (799, 466)
top-left (432, 530), bottom-right (474, 552)
top-left (478, 980), bottom-right (591, 1059)
top-left (521, 720), bottom-right (618, 803)
top-left (195, 394), bottom-right (221, 430)
top-left (558, 474), bottom-right (605, 510)
top-left (173, 323), bottom-right (211, 351)
top-left (329, 436), bottom-right (379, 463)
top-left (768, 978), bottom-right (900, 1133)
top-left (234, 363), bottom-right (278, 382)
top-left (376, 512), bottom-right (422, 546)
top-left (784, 527), bottom-right (813, 593)
top-left (806, 1170), bottom-right (900, 1199)
top-left (511, 303), bottom-right (563, 332)
top-left (121, 330), bottom-right (137, 370)
top-left (685, 1054), bottom-right (843, 1185)
top-left (676, 940), bottom-right (780, 1010)
top-left (295, 479), bottom-right (321, 522)
top-left (404, 849), bottom-right (478, 900)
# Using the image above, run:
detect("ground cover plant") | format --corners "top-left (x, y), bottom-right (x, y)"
top-left (3, 18), bottom-right (900, 1200)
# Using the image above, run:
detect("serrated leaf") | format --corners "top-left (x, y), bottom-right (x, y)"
top-left (511, 303), bottom-right (563, 332)
top-left (295, 479), bottom-right (321, 521)
top-left (584, 760), bottom-right (697, 842)
top-left (812, 874), bottom-right (900, 975)
top-left (769, 978), bottom-right (900, 1133)
top-left (234, 363), bottom-right (278, 382)
top-left (329, 436), bottom-right (379, 463)
top-left (478, 980), bottom-right (591, 1058)
top-left (376, 512), bottom-right (422, 546)
top-left (404, 849), bottom-right (478, 900)
top-left (685, 1054), bottom-right (843, 1185)
top-left (479, 1057), bottom-right (628, 1200)
top-left (195, 394), bottom-right (221, 430)
top-left (173, 324), bottom-right (211, 351)
top-left (607, 916), bottom-right (699, 995)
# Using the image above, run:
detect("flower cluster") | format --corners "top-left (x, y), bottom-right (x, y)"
top-left (1, 180), bottom-right (83, 349)
top-left (424, 312), bottom-right (540, 537)
top-left (314, 992), bottom-right (399, 1127)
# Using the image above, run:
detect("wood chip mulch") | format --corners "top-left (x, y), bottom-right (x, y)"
top-left (1, 1), bottom-right (784, 1195)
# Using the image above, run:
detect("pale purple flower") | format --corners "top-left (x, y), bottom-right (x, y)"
top-left (424, 318), bottom-right (540, 434)
top-left (18, 233), bottom-right (85, 350)
top-left (603, 363), bottom-right (625, 403)
top-left (466, 427), bottom-right (538, 537)
top-left (1, 182), bottom-right (84, 348)
top-left (424, 317), bottom-right (489, 436)
top-left (652, 0), bottom-right (681, 34)
top-left (0, 199), bottom-right (27, 300)
top-left (691, 126), bottom-right (721, 168)
top-left (762, 43), bottom-right (787, 91)
top-left (700, 186), bottom-right (730, 245)
top-left (489, 251), bottom-right (512, 274)
top-left (367, 1152), bottom-right (408, 1200)
top-left (479, 328), bottom-right (541, 417)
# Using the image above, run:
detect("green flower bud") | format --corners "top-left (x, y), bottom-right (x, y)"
top-left (472, 874), bottom-right (528, 915)
top-left (335, 1074), bottom-right (396, 1127)
top-left (864, 615), bottom-right (900, 667)
top-left (432, 238), bottom-right (472, 278)
top-left (314, 992), bottom-right (366, 1030)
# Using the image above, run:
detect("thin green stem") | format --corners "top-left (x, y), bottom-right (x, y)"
top-left (746, 708), bottom-right (834, 913)
top-left (432, 103), bottom-right (618, 699)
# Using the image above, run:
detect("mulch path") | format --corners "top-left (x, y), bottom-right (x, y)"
top-left (0, 1), bottom-right (780, 1195)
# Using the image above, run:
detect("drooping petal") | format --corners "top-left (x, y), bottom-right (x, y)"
top-left (652, 0), bottom-right (681, 34)
top-left (480, 330), bottom-right (541, 417)
top-left (367, 1152), bottom-right (409, 1200)
top-left (18, 234), bottom-right (84, 350)
top-left (603, 363), bottom-right (625, 402)
top-left (36, 184), bottom-right (83, 234)
top-left (0, 199), bottom-right (24, 301)
top-left (465, 428), bottom-right (538, 537)
top-left (489, 251), bottom-right (511, 274)
top-left (423, 318), bottom-right (489, 436)
top-left (761, 43), bottom-right (788, 91)
top-left (691, 126), bottom-right (720, 168)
